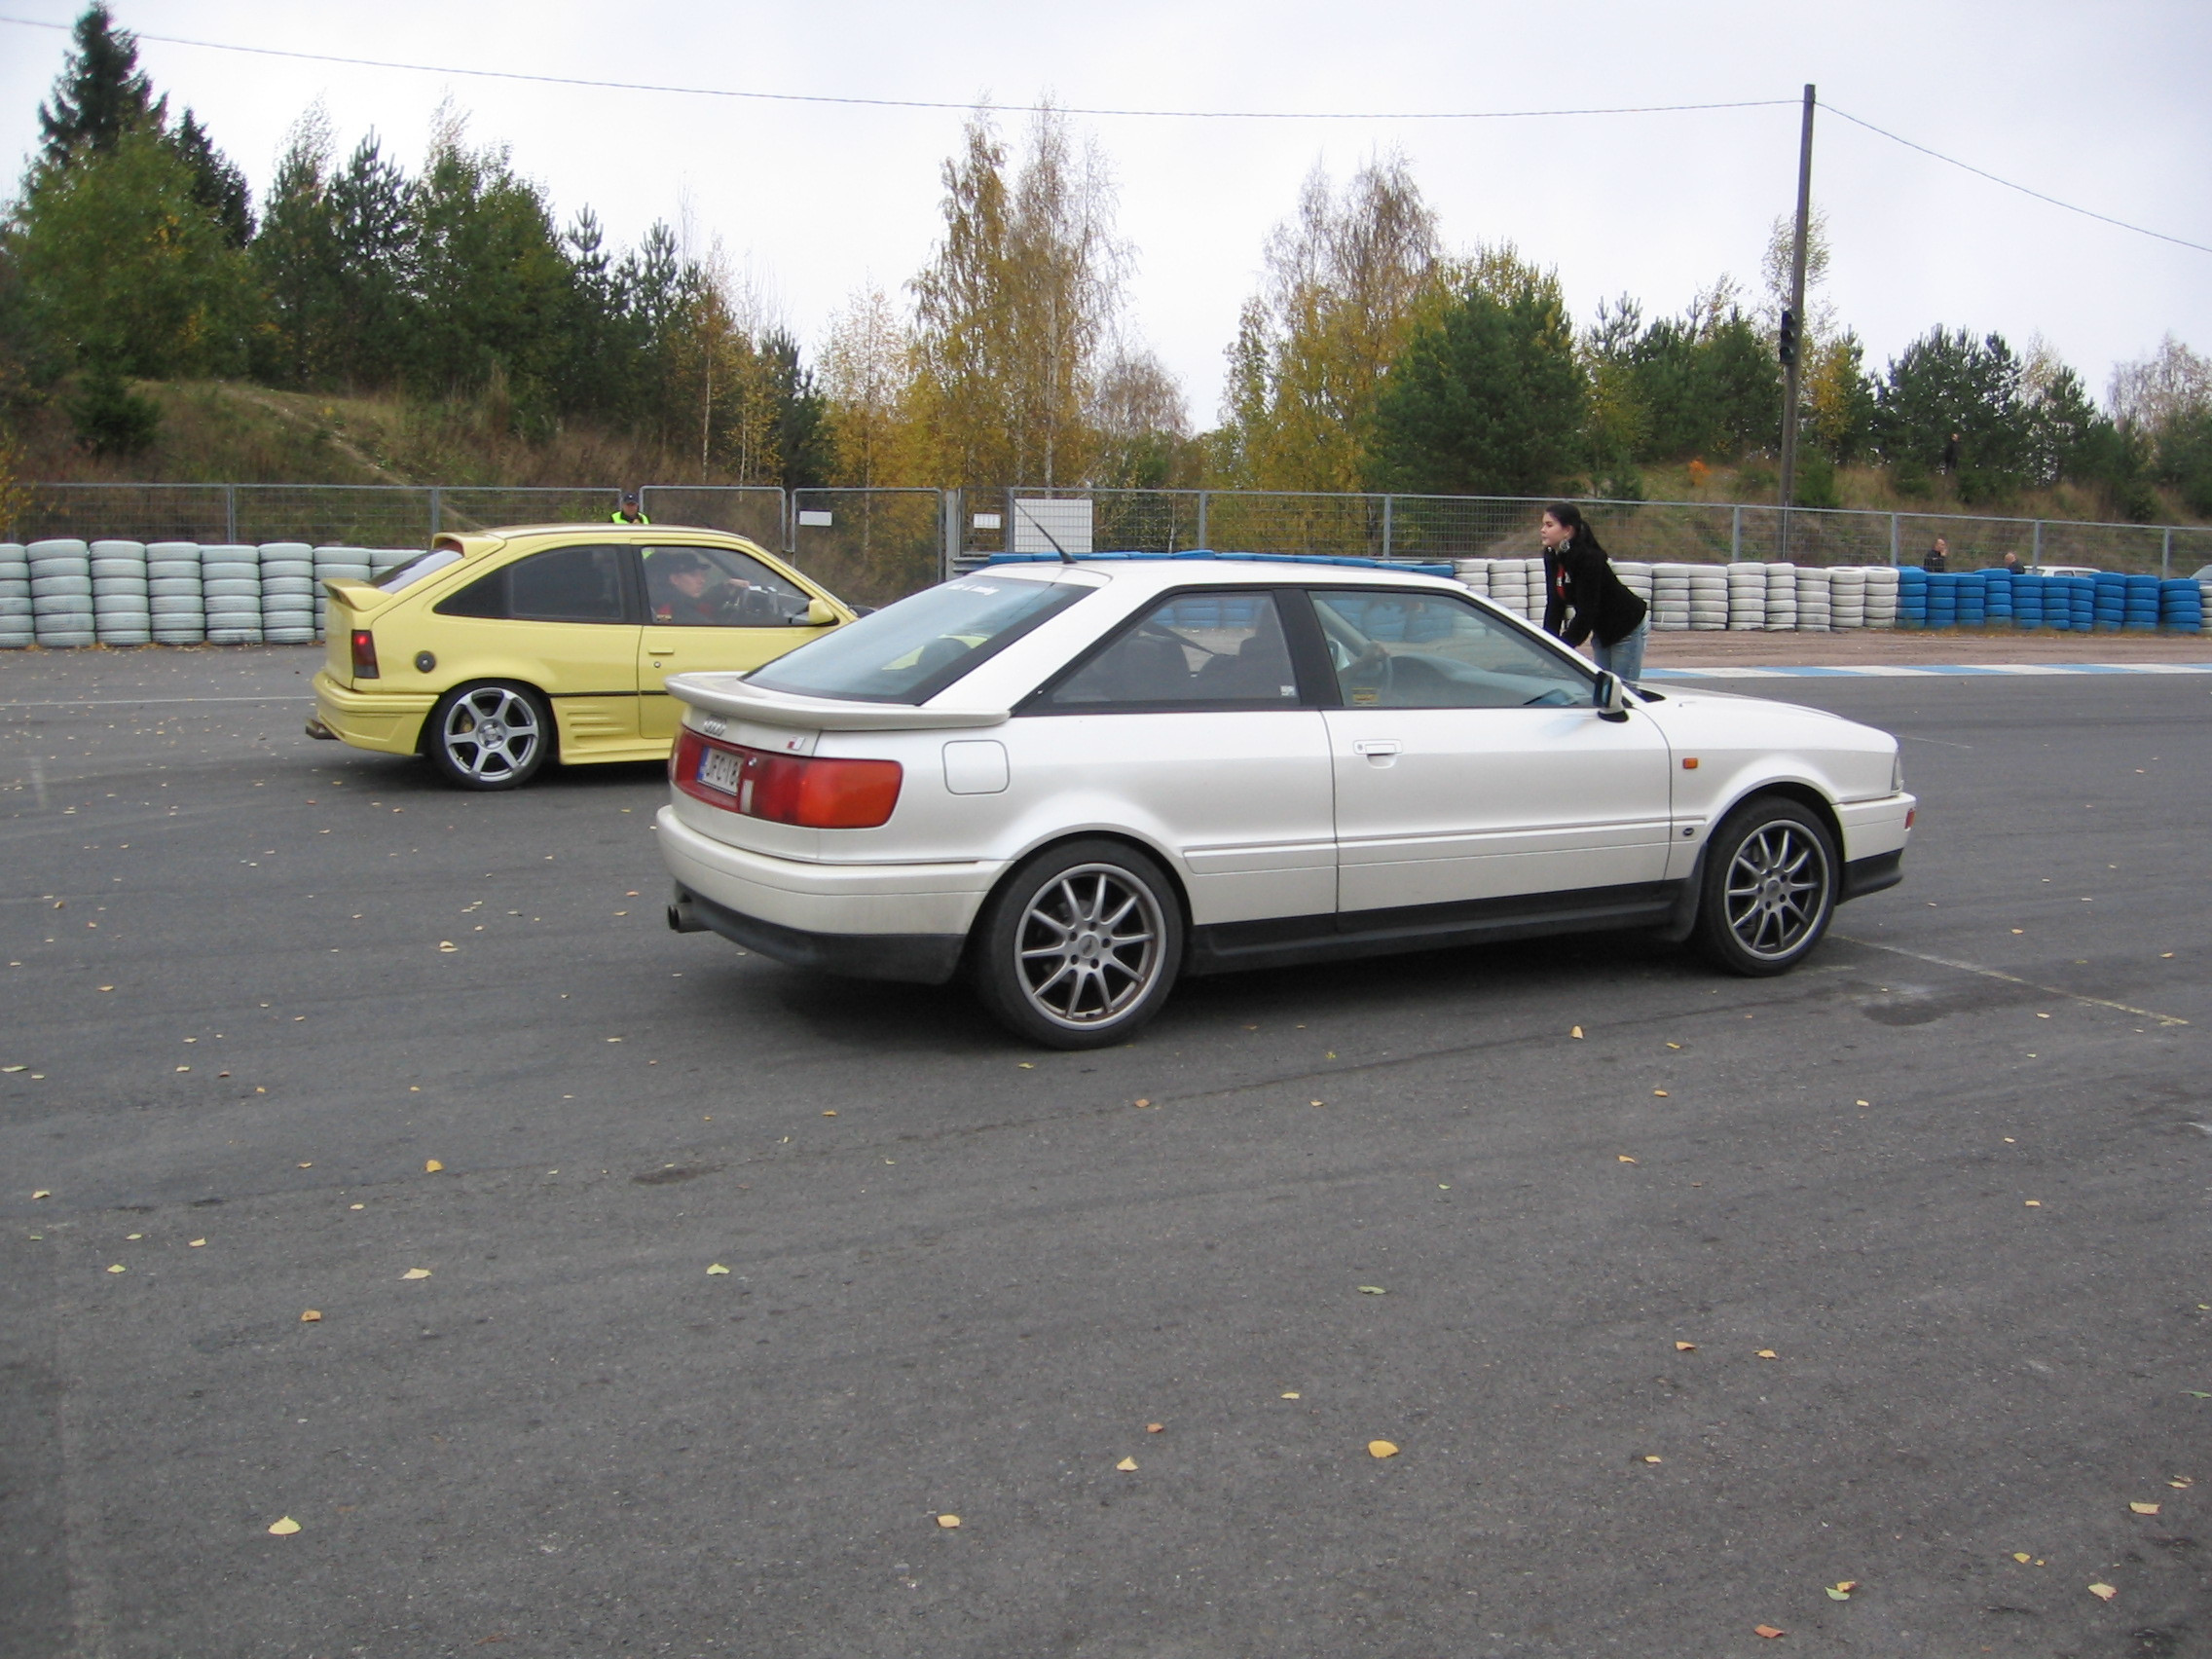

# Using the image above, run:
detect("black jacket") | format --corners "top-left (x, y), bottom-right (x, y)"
top-left (1542, 542), bottom-right (1648, 647)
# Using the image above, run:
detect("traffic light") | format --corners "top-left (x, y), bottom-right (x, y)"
top-left (1778, 307), bottom-right (1797, 367)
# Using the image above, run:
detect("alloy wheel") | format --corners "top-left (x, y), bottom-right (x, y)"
top-left (1014, 864), bottom-right (1165, 1031)
top-left (1722, 821), bottom-right (1829, 960)
top-left (441, 686), bottom-right (542, 786)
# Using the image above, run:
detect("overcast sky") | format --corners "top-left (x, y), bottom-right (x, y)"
top-left (4, 0), bottom-right (2207, 425)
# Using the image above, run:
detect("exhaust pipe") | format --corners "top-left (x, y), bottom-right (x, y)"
top-left (304, 717), bottom-right (338, 741)
top-left (667, 887), bottom-right (707, 934)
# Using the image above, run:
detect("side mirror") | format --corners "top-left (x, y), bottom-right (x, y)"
top-left (1594, 670), bottom-right (1630, 722)
top-left (804, 596), bottom-right (840, 626)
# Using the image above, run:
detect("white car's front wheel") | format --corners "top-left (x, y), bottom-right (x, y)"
top-left (974, 839), bottom-right (1184, 1049)
top-left (1694, 796), bottom-right (1838, 975)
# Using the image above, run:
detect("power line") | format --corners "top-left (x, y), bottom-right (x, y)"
top-left (1824, 102), bottom-right (2212, 257)
top-left (5, 13), bottom-right (2203, 256)
top-left (0, 15), bottom-right (1787, 123)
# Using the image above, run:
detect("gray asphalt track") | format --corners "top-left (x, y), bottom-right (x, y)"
top-left (2, 645), bottom-right (2207, 1658)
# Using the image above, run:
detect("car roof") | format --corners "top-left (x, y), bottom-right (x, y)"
top-left (978, 552), bottom-right (1464, 596)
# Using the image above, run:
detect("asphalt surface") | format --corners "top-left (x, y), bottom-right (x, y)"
top-left (2, 645), bottom-right (2208, 1659)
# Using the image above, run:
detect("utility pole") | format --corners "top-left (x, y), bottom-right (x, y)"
top-left (1776, 83), bottom-right (1816, 559)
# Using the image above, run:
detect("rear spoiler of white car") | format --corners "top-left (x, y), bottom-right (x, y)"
top-left (666, 672), bottom-right (1008, 732)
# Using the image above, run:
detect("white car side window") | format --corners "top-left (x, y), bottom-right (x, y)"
top-left (1311, 589), bottom-right (1589, 709)
top-left (1049, 592), bottom-right (1300, 709)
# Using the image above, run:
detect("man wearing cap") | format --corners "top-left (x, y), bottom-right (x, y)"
top-left (611, 492), bottom-right (650, 526)
top-left (649, 551), bottom-right (750, 624)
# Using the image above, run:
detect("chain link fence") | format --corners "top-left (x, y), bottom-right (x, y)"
top-left (12, 482), bottom-right (2212, 588)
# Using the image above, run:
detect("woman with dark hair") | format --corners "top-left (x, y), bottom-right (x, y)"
top-left (1539, 501), bottom-right (1649, 684)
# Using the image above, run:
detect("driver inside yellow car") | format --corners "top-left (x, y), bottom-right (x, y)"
top-left (652, 550), bottom-right (752, 624)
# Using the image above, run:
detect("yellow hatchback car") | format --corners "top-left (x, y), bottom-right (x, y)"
top-left (310, 524), bottom-right (857, 789)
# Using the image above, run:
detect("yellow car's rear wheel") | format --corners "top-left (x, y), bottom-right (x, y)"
top-left (427, 682), bottom-right (551, 791)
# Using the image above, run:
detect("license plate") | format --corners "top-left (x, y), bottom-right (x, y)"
top-left (698, 745), bottom-right (744, 794)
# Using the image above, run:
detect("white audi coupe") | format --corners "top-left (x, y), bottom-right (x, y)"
top-left (657, 555), bottom-right (1914, 1047)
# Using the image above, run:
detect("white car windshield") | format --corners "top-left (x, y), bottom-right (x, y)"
top-left (747, 575), bottom-right (1090, 704)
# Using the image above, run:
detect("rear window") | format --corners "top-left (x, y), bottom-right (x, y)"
top-left (373, 549), bottom-right (461, 592)
top-left (746, 575), bottom-right (1090, 704)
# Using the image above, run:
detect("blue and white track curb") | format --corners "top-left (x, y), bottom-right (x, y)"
top-left (1646, 662), bottom-right (2212, 680)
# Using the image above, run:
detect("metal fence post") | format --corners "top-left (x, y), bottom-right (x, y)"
top-left (1196, 490), bottom-right (1209, 551)
top-left (429, 488), bottom-right (442, 537)
top-left (940, 489), bottom-right (958, 582)
top-left (1381, 494), bottom-right (1394, 560)
top-left (2162, 527), bottom-right (2172, 578)
top-left (1730, 504), bottom-right (1742, 563)
top-left (223, 484), bottom-right (237, 544)
top-left (1889, 513), bottom-right (1899, 567)
top-left (2033, 519), bottom-right (2045, 571)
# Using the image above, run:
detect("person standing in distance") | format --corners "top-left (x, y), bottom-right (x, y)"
top-left (1924, 536), bottom-right (1948, 572)
top-left (611, 491), bottom-right (650, 526)
top-left (1540, 502), bottom-right (1649, 684)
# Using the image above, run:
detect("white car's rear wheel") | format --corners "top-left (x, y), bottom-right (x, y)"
top-left (975, 840), bottom-right (1183, 1049)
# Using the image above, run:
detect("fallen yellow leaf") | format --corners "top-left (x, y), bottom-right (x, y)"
top-left (105, 1264), bottom-right (125, 1274)
top-left (1147, 1422), bottom-right (1162, 1433)
top-left (2173, 1478), bottom-right (2194, 1489)
top-left (1756, 1349), bottom-right (1779, 1360)
top-left (401, 1268), bottom-right (431, 1280)
top-left (936, 1514), bottom-right (960, 1529)
top-left (822, 1110), bottom-right (837, 1117)
top-left (1280, 1391), bottom-right (1301, 1400)
top-left (267, 1516), bottom-right (301, 1536)
top-left (1643, 1455), bottom-right (1662, 1463)
top-left (1133, 1098), bottom-right (1153, 1108)
top-left (1618, 1155), bottom-right (1639, 1164)
top-left (2088, 1582), bottom-right (2117, 1602)
top-left (1358, 1285), bottom-right (1387, 1295)
top-left (2025, 1200), bottom-right (2042, 1207)
top-left (1368, 1440), bottom-right (1399, 1458)
top-left (31, 1190), bottom-right (50, 1199)
top-left (1653, 1089), bottom-right (1670, 1097)
top-left (2130, 1501), bottom-right (2160, 1515)
top-left (300, 1309), bottom-right (321, 1323)
top-left (438, 941), bottom-right (457, 952)
top-left (188, 1238), bottom-right (204, 1247)
top-left (1570, 1026), bottom-right (1584, 1039)
top-left (1116, 1456), bottom-right (1137, 1471)
top-left (1856, 1099), bottom-right (1870, 1106)
top-left (1753, 1624), bottom-right (1786, 1639)
top-left (2013, 1553), bottom-right (2031, 1563)
top-left (1833, 1580), bottom-right (1858, 1593)
top-left (424, 1159), bottom-right (443, 1173)
top-left (706, 1264), bottom-right (730, 1275)
top-left (1676, 1342), bottom-right (1697, 1351)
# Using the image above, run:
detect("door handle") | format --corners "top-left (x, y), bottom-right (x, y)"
top-left (644, 638), bottom-right (679, 655)
top-left (1352, 739), bottom-right (1402, 756)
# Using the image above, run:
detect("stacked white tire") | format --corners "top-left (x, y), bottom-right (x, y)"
top-left (1794, 566), bottom-right (1831, 633)
top-left (258, 542), bottom-right (316, 645)
top-left (148, 542), bottom-right (205, 644)
top-left (1687, 565), bottom-right (1727, 630)
top-left (1864, 566), bottom-right (1900, 629)
top-left (1488, 557), bottom-right (1534, 621)
top-left (1762, 562), bottom-right (1797, 631)
top-left (1725, 564), bottom-right (1765, 630)
top-left (200, 543), bottom-right (263, 645)
top-left (30, 539), bottom-right (95, 648)
top-left (0, 544), bottom-right (32, 648)
top-left (91, 539), bottom-right (152, 645)
top-left (1652, 564), bottom-right (1693, 631)
top-left (1829, 566), bottom-right (1868, 630)
top-left (1452, 559), bottom-right (1491, 599)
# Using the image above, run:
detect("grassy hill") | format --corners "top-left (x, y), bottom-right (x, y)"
top-left (7, 377), bottom-right (2204, 534)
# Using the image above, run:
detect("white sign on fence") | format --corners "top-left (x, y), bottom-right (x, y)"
top-left (1012, 498), bottom-right (1092, 557)
top-left (796, 510), bottom-right (834, 528)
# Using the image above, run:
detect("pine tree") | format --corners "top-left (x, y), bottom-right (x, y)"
top-left (38, 4), bottom-right (163, 165)
top-left (168, 109), bottom-right (254, 247)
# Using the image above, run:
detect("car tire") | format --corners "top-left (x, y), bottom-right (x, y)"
top-left (1693, 796), bottom-right (1839, 976)
top-left (972, 838), bottom-right (1184, 1050)
top-left (425, 682), bottom-right (553, 791)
